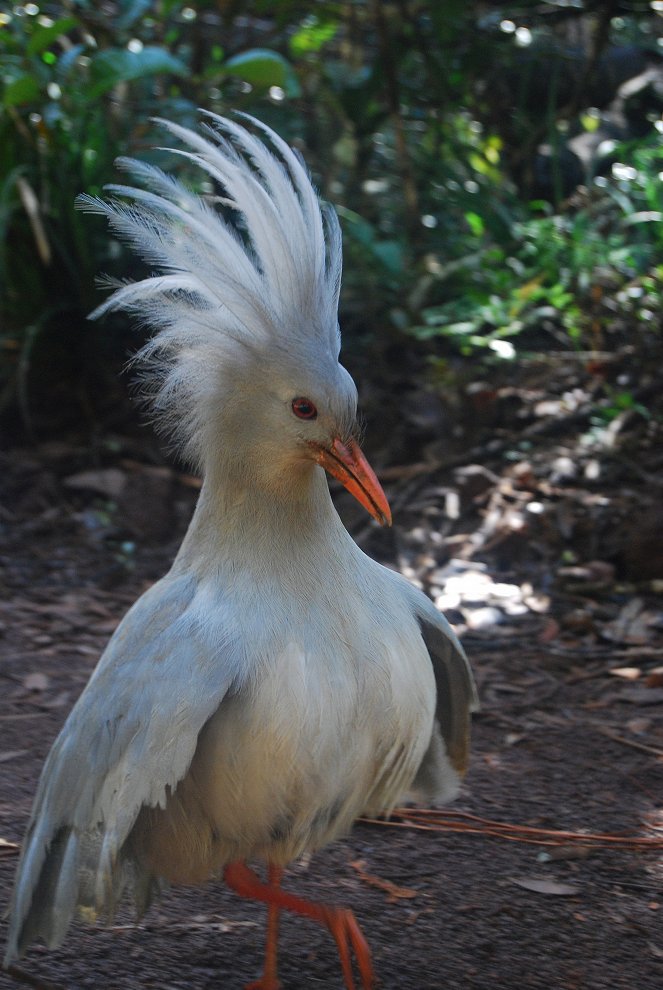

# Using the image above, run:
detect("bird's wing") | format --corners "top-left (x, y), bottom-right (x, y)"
top-left (399, 578), bottom-right (479, 804)
top-left (5, 570), bottom-right (238, 961)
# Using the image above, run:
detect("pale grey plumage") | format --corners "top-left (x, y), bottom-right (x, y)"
top-left (4, 113), bottom-right (477, 970)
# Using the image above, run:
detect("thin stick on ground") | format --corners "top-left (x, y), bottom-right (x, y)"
top-left (359, 808), bottom-right (663, 850)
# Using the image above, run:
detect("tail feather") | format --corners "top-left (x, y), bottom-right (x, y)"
top-left (7, 826), bottom-right (80, 958)
top-left (4, 823), bottom-right (137, 963)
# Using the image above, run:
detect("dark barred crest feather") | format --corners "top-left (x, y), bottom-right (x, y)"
top-left (76, 112), bottom-right (343, 466)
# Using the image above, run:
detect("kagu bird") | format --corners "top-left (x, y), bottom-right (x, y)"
top-left (4, 113), bottom-right (477, 989)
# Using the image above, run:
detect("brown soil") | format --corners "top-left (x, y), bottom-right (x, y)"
top-left (1, 423), bottom-right (662, 990)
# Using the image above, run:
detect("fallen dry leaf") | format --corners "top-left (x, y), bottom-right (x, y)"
top-left (511, 877), bottom-right (580, 896)
top-left (537, 845), bottom-right (594, 863)
top-left (64, 467), bottom-right (127, 498)
top-left (609, 667), bottom-right (641, 681)
top-left (601, 598), bottom-right (653, 645)
top-left (538, 618), bottom-right (560, 643)
top-left (626, 716), bottom-right (652, 734)
top-left (0, 750), bottom-right (29, 764)
top-left (22, 672), bottom-right (49, 693)
top-left (0, 837), bottom-right (20, 859)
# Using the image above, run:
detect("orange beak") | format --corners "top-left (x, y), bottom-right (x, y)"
top-left (309, 437), bottom-right (392, 527)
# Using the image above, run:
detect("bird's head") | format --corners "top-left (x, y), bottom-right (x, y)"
top-left (77, 112), bottom-right (391, 527)
top-left (215, 343), bottom-right (391, 526)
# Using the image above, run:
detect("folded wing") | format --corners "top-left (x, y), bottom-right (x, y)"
top-left (404, 582), bottom-right (479, 803)
top-left (5, 571), bottom-right (237, 961)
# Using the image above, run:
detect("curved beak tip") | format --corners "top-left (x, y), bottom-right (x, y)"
top-left (310, 438), bottom-right (392, 527)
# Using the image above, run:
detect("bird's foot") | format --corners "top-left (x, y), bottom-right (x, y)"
top-left (224, 861), bottom-right (374, 990)
top-left (245, 978), bottom-right (282, 990)
top-left (321, 905), bottom-right (374, 990)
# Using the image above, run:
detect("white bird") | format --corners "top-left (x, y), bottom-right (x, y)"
top-left (4, 113), bottom-right (477, 990)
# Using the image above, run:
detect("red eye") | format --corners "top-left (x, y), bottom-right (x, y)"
top-left (292, 397), bottom-right (318, 420)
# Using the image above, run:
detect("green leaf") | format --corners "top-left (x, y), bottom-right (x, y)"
top-left (224, 48), bottom-right (291, 89)
top-left (372, 240), bottom-right (404, 273)
top-left (336, 205), bottom-right (377, 246)
top-left (464, 211), bottom-right (485, 237)
top-left (3, 74), bottom-right (40, 108)
top-left (88, 46), bottom-right (189, 97)
top-left (27, 17), bottom-right (77, 56)
top-left (580, 112), bottom-right (600, 133)
top-left (55, 43), bottom-right (86, 79)
top-left (290, 19), bottom-right (337, 57)
top-left (115, 0), bottom-right (154, 31)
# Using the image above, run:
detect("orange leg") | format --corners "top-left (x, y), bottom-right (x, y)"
top-left (245, 864), bottom-right (283, 990)
top-left (224, 861), bottom-right (374, 990)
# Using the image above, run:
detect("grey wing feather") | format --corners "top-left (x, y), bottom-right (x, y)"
top-left (4, 571), bottom-right (235, 963)
top-left (407, 587), bottom-right (479, 803)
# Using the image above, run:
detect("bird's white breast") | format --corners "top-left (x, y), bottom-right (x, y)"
top-left (129, 565), bottom-right (436, 882)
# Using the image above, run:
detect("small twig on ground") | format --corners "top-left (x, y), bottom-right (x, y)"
top-left (349, 859), bottom-right (419, 903)
top-left (598, 727), bottom-right (663, 760)
top-left (359, 808), bottom-right (663, 850)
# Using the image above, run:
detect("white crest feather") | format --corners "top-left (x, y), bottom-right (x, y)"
top-left (76, 112), bottom-right (343, 466)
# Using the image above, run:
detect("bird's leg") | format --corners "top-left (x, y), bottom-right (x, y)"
top-left (223, 861), bottom-right (374, 990)
top-left (244, 863), bottom-right (283, 990)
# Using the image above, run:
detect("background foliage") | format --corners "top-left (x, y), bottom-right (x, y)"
top-left (1, 0), bottom-right (662, 434)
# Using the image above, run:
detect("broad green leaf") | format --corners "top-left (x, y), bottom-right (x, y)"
top-left (89, 46), bottom-right (189, 97)
top-left (224, 48), bottom-right (291, 89)
top-left (290, 19), bottom-right (337, 57)
top-left (464, 211), bottom-right (485, 237)
top-left (3, 75), bottom-right (40, 108)
top-left (372, 240), bottom-right (404, 273)
top-left (115, 0), bottom-right (154, 31)
top-left (336, 205), bottom-right (377, 247)
top-left (27, 17), bottom-right (77, 56)
top-left (56, 43), bottom-right (86, 79)
top-left (580, 111), bottom-right (601, 133)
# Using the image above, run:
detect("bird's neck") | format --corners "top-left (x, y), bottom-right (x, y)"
top-left (174, 461), bottom-right (351, 580)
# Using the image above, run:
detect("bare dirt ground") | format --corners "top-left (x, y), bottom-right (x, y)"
top-left (1, 351), bottom-right (663, 990)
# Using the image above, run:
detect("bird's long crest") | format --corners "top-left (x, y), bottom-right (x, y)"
top-left (77, 113), bottom-right (343, 465)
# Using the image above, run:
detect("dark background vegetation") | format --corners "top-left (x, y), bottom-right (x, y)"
top-left (2, 0), bottom-right (663, 440)
top-left (2, 4), bottom-right (663, 990)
